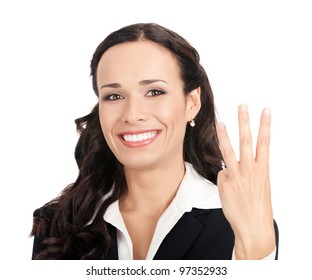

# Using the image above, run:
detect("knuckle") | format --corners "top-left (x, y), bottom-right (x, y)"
top-left (222, 147), bottom-right (234, 160)
top-left (240, 135), bottom-right (252, 146)
top-left (258, 136), bottom-right (270, 146)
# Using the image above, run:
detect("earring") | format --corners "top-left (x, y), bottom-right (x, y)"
top-left (189, 119), bottom-right (195, 127)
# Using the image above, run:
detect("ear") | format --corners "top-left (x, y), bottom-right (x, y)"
top-left (186, 87), bottom-right (201, 121)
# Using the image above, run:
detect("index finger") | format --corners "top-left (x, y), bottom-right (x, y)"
top-left (216, 122), bottom-right (238, 172)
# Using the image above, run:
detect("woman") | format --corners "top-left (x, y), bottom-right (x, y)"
top-left (31, 23), bottom-right (278, 260)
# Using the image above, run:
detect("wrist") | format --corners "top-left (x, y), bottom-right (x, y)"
top-left (234, 228), bottom-right (275, 259)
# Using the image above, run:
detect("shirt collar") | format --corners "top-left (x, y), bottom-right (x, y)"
top-left (104, 162), bottom-right (221, 223)
top-left (174, 162), bottom-right (222, 211)
top-left (102, 162), bottom-right (222, 260)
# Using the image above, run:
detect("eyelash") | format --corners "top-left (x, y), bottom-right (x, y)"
top-left (146, 89), bottom-right (166, 97)
top-left (103, 93), bottom-right (124, 101)
top-left (103, 89), bottom-right (166, 101)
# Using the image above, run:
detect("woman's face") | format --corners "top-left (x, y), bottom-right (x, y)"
top-left (97, 40), bottom-right (198, 171)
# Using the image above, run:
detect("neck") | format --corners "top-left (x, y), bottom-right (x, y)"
top-left (120, 159), bottom-right (185, 218)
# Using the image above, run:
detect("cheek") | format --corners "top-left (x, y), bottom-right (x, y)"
top-left (99, 106), bottom-right (116, 141)
top-left (155, 98), bottom-right (188, 127)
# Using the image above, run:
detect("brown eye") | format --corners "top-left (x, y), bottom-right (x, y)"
top-left (146, 89), bottom-right (166, 97)
top-left (104, 93), bottom-right (124, 101)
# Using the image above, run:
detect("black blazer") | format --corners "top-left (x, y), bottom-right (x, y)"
top-left (32, 208), bottom-right (279, 260)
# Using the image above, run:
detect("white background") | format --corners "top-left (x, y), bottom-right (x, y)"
top-left (1, 0), bottom-right (311, 278)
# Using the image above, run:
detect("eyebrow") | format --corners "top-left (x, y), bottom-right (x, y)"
top-left (100, 79), bottom-right (168, 89)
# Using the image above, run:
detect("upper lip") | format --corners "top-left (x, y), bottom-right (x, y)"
top-left (118, 129), bottom-right (161, 136)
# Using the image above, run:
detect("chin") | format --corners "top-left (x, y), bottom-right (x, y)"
top-left (119, 157), bottom-right (161, 171)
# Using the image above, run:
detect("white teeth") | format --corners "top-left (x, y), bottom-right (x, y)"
top-left (122, 131), bottom-right (158, 142)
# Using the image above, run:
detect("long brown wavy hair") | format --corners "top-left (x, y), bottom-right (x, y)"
top-left (31, 23), bottom-right (223, 259)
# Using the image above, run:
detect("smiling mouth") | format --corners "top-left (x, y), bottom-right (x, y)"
top-left (121, 131), bottom-right (158, 142)
top-left (118, 130), bottom-right (160, 146)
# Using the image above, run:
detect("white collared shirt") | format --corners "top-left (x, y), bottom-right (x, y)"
top-left (102, 162), bottom-right (276, 260)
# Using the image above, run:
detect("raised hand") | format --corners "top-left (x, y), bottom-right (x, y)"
top-left (216, 104), bottom-right (275, 259)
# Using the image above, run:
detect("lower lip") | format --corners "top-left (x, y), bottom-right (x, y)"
top-left (118, 131), bottom-right (161, 148)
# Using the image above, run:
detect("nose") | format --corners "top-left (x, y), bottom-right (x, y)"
top-left (121, 95), bottom-right (147, 124)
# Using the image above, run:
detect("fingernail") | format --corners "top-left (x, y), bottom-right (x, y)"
top-left (263, 107), bottom-right (271, 118)
top-left (240, 104), bottom-right (248, 113)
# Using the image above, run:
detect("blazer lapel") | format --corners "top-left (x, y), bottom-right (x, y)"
top-left (153, 209), bottom-right (212, 259)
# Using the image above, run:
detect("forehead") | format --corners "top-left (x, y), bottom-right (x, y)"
top-left (96, 40), bottom-right (182, 85)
